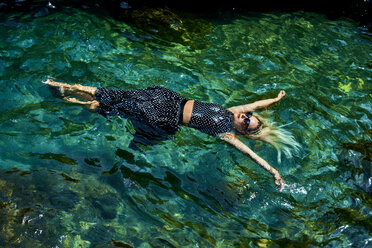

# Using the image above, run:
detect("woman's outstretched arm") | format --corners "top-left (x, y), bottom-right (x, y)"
top-left (228, 90), bottom-right (285, 113)
top-left (219, 132), bottom-right (285, 191)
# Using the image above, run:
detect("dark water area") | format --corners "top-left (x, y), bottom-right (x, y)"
top-left (2, 0), bottom-right (372, 27)
top-left (0, 1), bottom-right (372, 248)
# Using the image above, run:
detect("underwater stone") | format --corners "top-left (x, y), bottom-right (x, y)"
top-left (112, 239), bottom-right (134, 248)
top-left (63, 234), bottom-right (90, 248)
top-left (0, 59), bottom-right (8, 75)
top-left (82, 224), bottom-right (115, 245)
top-left (49, 189), bottom-right (80, 211)
top-left (92, 200), bottom-right (117, 220)
top-left (16, 39), bottom-right (36, 49)
top-left (34, 7), bottom-right (49, 17)
top-left (138, 242), bottom-right (152, 248)
top-left (120, 1), bottom-right (131, 9)
top-left (89, 193), bottom-right (120, 220)
top-left (0, 179), bottom-right (10, 203)
top-left (340, 147), bottom-right (372, 194)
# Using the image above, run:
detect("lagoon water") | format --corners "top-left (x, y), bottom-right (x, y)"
top-left (0, 5), bottom-right (371, 248)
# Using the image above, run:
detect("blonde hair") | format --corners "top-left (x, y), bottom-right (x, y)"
top-left (244, 111), bottom-right (300, 163)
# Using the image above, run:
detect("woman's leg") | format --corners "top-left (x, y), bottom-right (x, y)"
top-left (63, 97), bottom-right (100, 111)
top-left (42, 78), bottom-right (97, 100)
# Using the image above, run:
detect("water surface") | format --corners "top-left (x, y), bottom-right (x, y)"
top-left (0, 6), bottom-right (371, 248)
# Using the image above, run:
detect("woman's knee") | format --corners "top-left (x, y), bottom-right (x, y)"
top-left (88, 100), bottom-right (100, 111)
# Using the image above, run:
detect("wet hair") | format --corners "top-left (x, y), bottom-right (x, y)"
top-left (242, 111), bottom-right (300, 163)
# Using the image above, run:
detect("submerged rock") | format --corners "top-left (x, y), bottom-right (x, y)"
top-left (83, 224), bottom-right (114, 244)
top-left (90, 193), bottom-right (120, 220)
top-left (0, 170), bottom-right (64, 247)
top-left (116, 6), bottom-right (214, 49)
top-left (63, 234), bottom-right (91, 248)
top-left (49, 189), bottom-right (80, 211)
top-left (339, 141), bottom-right (372, 194)
top-left (33, 7), bottom-right (49, 17)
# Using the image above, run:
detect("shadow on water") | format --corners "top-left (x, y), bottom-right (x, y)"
top-left (111, 147), bottom-right (246, 212)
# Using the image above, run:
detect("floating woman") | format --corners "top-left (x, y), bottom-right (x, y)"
top-left (43, 77), bottom-right (299, 191)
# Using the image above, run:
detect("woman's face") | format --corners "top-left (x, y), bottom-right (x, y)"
top-left (233, 113), bottom-right (260, 133)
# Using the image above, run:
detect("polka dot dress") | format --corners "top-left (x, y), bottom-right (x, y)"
top-left (188, 100), bottom-right (234, 136)
top-left (95, 86), bottom-right (186, 134)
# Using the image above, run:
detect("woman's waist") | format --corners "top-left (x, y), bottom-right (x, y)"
top-left (181, 100), bottom-right (195, 124)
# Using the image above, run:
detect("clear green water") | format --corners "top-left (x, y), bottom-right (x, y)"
top-left (0, 7), bottom-right (371, 248)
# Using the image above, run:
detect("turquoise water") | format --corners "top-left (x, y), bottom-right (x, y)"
top-left (0, 6), bottom-right (371, 248)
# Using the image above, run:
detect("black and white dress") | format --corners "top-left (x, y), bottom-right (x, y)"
top-left (95, 86), bottom-right (234, 140)
top-left (188, 100), bottom-right (234, 136)
top-left (95, 86), bottom-right (186, 136)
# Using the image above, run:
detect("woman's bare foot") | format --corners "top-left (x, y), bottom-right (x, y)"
top-left (43, 77), bottom-right (68, 98)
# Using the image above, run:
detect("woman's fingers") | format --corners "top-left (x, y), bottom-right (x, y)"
top-left (278, 90), bottom-right (286, 99)
top-left (275, 90), bottom-right (285, 101)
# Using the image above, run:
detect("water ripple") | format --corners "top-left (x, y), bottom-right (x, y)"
top-left (0, 6), bottom-right (371, 248)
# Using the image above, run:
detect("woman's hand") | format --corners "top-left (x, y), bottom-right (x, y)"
top-left (276, 90), bottom-right (286, 101)
top-left (274, 173), bottom-right (285, 192)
